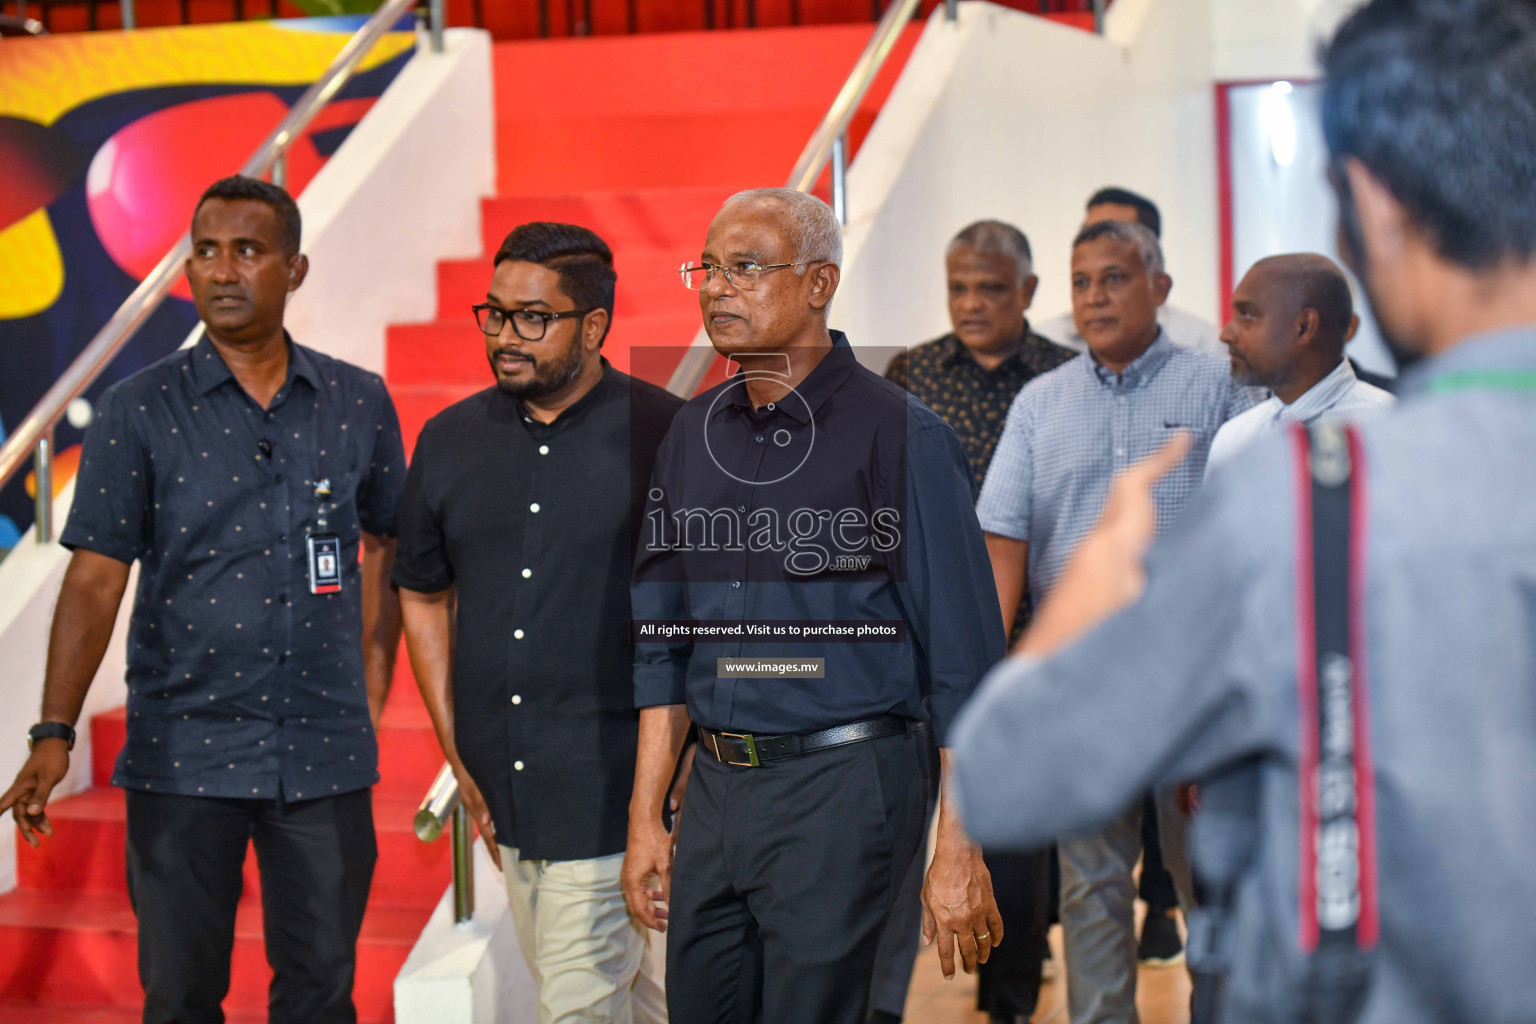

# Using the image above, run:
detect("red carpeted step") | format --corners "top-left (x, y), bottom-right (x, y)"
top-left (90, 709), bottom-right (126, 789)
top-left (476, 187), bottom-right (735, 256)
top-left (491, 25), bottom-right (919, 194)
top-left (0, 888), bottom-right (418, 1019)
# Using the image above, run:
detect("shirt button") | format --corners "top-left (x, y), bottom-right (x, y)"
top-left (511, 695), bottom-right (522, 705)
top-left (278, 594), bottom-right (289, 604)
top-left (277, 653), bottom-right (286, 664)
top-left (521, 568), bottom-right (532, 578)
top-left (1115, 448), bottom-right (1126, 457)
top-left (737, 505), bottom-right (746, 513)
top-left (265, 412), bottom-right (275, 422)
top-left (514, 629), bottom-right (525, 639)
top-left (279, 534), bottom-right (288, 543)
top-left (754, 435), bottom-right (764, 444)
top-left (514, 760), bottom-right (525, 771)
top-left (529, 502), bottom-right (541, 513)
top-left (538, 445), bottom-right (549, 455)
top-left (276, 716), bottom-right (285, 726)
top-left (731, 581), bottom-right (742, 589)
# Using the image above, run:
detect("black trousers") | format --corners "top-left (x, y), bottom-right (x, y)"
top-left (974, 848), bottom-right (1050, 1019)
top-left (125, 788), bottom-right (376, 1024)
top-left (1138, 793), bottom-right (1179, 913)
top-left (668, 728), bottom-right (928, 1024)
top-left (866, 736), bottom-right (941, 1019)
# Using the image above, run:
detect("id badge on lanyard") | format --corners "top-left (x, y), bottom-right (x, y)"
top-left (307, 477), bottom-right (341, 594)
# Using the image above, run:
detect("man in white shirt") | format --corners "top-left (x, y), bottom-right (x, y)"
top-left (1207, 253), bottom-right (1394, 474)
top-left (1035, 188), bottom-right (1224, 357)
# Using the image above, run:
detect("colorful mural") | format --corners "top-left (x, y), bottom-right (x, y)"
top-left (0, 17), bottom-right (413, 545)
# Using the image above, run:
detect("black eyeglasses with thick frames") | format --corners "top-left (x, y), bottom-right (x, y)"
top-left (472, 303), bottom-right (593, 341)
top-left (679, 260), bottom-right (810, 291)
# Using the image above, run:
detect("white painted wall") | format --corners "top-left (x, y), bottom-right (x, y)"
top-left (393, 844), bottom-right (534, 1024)
top-left (0, 26), bottom-right (495, 892)
top-left (833, 0), bottom-right (1225, 357)
top-left (1208, 0), bottom-right (1365, 82)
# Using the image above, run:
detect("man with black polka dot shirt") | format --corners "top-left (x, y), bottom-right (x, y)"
top-left (0, 175), bottom-right (406, 1024)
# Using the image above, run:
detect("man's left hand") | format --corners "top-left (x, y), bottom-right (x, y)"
top-left (921, 836), bottom-right (1004, 980)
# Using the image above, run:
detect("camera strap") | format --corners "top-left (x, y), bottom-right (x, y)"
top-left (1291, 419), bottom-right (1377, 1023)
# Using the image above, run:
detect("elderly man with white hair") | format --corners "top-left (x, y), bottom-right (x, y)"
top-left (622, 188), bottom-right (1007, 1024)
top-left (979, 218), bottom-right (1261, 1024)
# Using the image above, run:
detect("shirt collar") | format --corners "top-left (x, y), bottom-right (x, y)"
top-left (1277, 358), bottom-right (1358, 424)
top-left (939, 325), bottom-right (1034, 374)
top-left (1398, 325), bottom-right (1536, 398)
top-left (190, 332), bottom-right (317, 396)
top-left (1087, 328), bottom-right (1173, 389)
top-left (722, 330), bottom-right (857, 425)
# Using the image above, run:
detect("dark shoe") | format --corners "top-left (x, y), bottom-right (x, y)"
top-left (1138, 910), bottom-right (1185, 967)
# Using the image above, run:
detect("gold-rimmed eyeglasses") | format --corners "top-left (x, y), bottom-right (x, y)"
top-left (679, 260), bottom-right (807, 291)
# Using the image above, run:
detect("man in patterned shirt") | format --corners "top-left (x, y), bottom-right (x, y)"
top-left (978, 218), bottom-right (1259, 1024)
top-left (885, 220), bottom-right (1077, 490)
top-left (873, 219), bottom-right (1073, 1024)
top-left (1, 176), bottom-right (405, 1023)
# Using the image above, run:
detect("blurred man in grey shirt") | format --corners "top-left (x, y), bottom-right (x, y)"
top-left (951, 1), bottom-right (1536, 1021)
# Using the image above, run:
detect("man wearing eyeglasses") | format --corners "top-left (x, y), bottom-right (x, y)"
top-left (392, 222), bottom-right (681, 1023)
top-left (623, 188), bottom-right (1005, 1024)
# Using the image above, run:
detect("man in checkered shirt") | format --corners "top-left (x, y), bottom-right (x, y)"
top-left (977, 218), bottom-right (1259, 1024)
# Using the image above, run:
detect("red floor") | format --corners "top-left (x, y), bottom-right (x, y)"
top-left (0, 23), bottom-right (921, 1020)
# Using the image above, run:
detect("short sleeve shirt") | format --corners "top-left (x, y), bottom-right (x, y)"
top-left (60, 334), bottom-right (406, 801)
top-left (977, 332), bottom-right (1260, 597)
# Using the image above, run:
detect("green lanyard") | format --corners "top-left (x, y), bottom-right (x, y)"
top-left (1426, 370), bottom-right (1536, 394)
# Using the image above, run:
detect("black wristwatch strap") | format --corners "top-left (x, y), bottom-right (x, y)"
top-left (27, 721), bottom-right (76, 751)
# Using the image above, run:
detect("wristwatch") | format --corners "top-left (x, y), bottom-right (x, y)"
top-left (27, 722), bottom-right (76, 751)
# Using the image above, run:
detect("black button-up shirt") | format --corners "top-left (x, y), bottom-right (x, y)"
top-left (884, 328), bottom-right (1077, 488)
top-left (632, 331), bottom-right (1005, 744)
top-left (61, 335), bottom-right (406, 801)
top-left (392, 364), bottom-right (682, 861)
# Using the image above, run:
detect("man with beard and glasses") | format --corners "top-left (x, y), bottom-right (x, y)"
top-left (949, 1), bottom-right (1536, 1022)
top-left (1207, 254), bottom-right (1393, 475)
top-left (391, 223), bottom-right (681, 1023)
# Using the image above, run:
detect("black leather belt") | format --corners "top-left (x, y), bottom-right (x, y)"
top-left (698, 715), bottom-right (917, 767)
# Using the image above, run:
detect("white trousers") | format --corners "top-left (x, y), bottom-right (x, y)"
top-left (499, 845), bottom-right (668, 1024)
